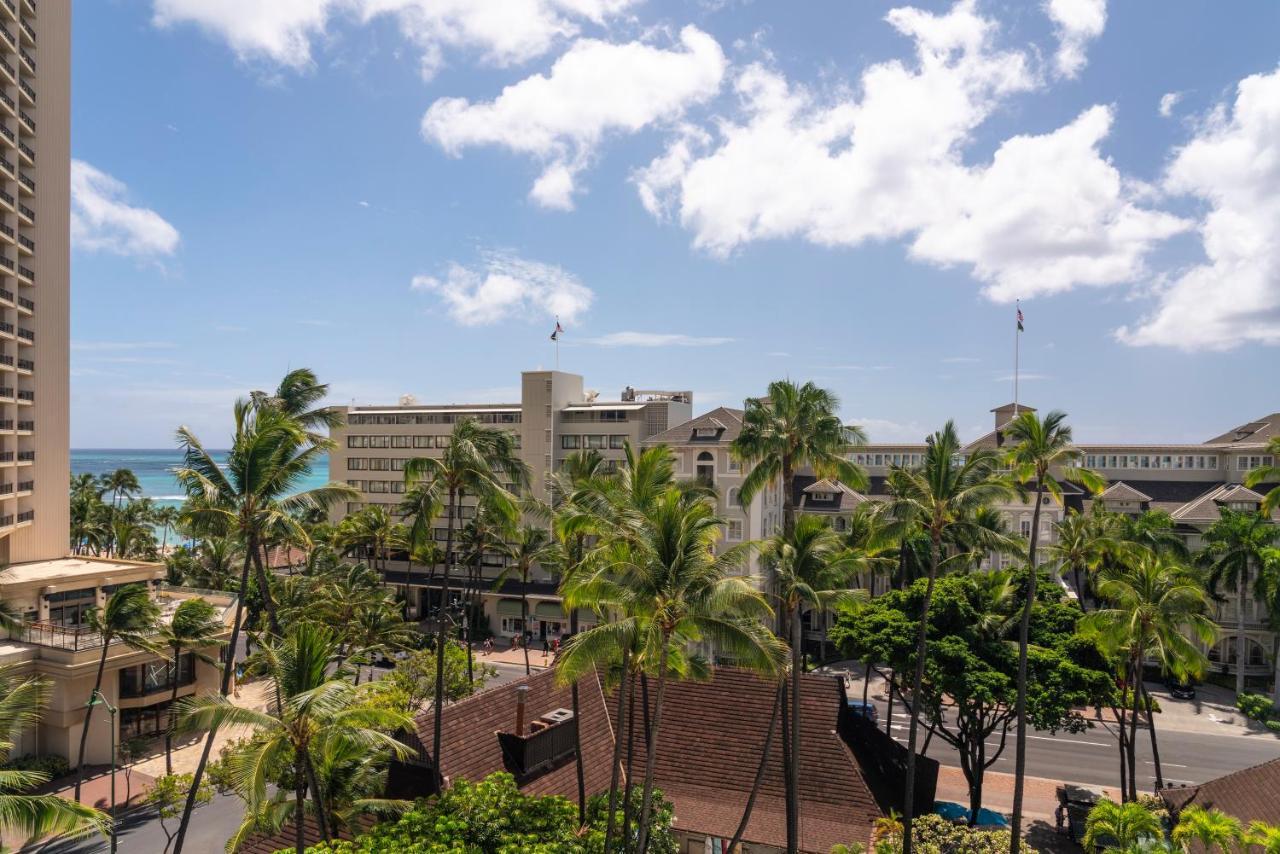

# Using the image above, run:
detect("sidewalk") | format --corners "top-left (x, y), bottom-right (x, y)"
top-left (474, 642), bottom-right (551, 671)
top-left (934, 765), bottom-right (1118, 823)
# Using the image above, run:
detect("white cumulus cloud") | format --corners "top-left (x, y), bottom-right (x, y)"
top-left (1044, 0), bottom-right (1106, 79)
top-left (152, 0), bottom-right (637, 77)
top-left (71, 161), bottom-right (180, 257)
top-left (411, 251), bottom-right (594, 326)
top-left (1118, 66), bottom-right (1280, 350)
top-left (1159, 91), bottom-right (1182, 117)
top-left (422, 25), bottom-right (726, 209)
top-left (637, 1), bottom-right (1182, 301)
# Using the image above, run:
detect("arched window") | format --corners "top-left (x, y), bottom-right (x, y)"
top-left (834, 516), bottom-right (848, 532)
top-left (696, 451), bottom-right (714, 487)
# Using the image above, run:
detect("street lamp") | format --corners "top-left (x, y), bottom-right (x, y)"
top-left (86, 690), bottom-right (119, 853)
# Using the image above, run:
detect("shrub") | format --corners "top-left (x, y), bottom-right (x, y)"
top-left (1266, 720), bottom-right (1280, 733)
top-left (2, 753), bottom-right (71, 780)
top-left (1236, 693), bottom-right (1278, 722)
top-left (840, 814), bottom-right (1038, 854)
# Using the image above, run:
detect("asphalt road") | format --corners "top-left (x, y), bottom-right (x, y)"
top-left (877, 702), bottom-right (1280, 791)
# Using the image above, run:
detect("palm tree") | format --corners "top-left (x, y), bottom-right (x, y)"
top-left (1083, 554), bottom-right (1215, 794)
top-left (397, 482), bottom-right (442, 617)
top-left (1045, 509), bottom-right (1115, 612)
top-left (493, 526), bottom-right (555, 675)
top-left (401, 418), bottom-right (528, 789)
top-left (171, 386), bottom-right (356, 854)
top-left (881, 422), bottom-right (1013, 854)
top-left (559, 488), bottom-right (786, 854)
top-left (154, 505), bottom-right (181, 554)
top-left (0, 666), bottom-right (110, 841)
top-left (347, 596), bottom-right (418, 685)
top-left (1199, 508), bottom-right (1280, 695)
top-left (250, 367), bottom-right (346, 444)
top-left (1172, 805), bottom-right (1244, 853)
top-left (73, 584), bottom-right (164, 802)
top-left (1002, 409), bottom-right (1103, 850)
top-left (175, 624), bottom-right (412, 854)
top-left (1244, 436), bottom-right (1280, 515)
top-left (760, 513), bottom-right (867, 845)
top-left (338, 505), bottom-right (401, 575)
top-left (162, 598), bottom-right (226, 775)
top-left (1083, 799), bottom-right (1162, 853)
top-left (100, 468), bottom-right (141, 508)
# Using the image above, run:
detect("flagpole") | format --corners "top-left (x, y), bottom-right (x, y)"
top-left (554, 316), bottom-right (560, 371)
top-left (1013, 299), bottom-right (1020, 416)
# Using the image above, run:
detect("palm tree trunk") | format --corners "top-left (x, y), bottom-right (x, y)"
top-left (1116, 700), bottom-right (1128, 801)
top-left (431, 487), bottom-right (458, 791)
top-left (250, 538), bottom-right (282, 637)
top-left (621, 675), bottom-right (638, 845)
top-left (902, 534), bottom-right (941, 854)
top-left (1128, 658), bottom-right (1141, 801)
top-left (1236, 569), bottom-right (1248, 697)
top-left (521, 571), bottom-right (531, 676)
top-left (403, 554), bottom-right (415, 621)
top-left (1010, 476), bottom-right (1045, 854)
top-left (294, 758), bottom-right (306, 854)
top-left (73, 642), bottom-right (111, 801)
top-left (1142, 682), bottom-right (1163, 791)
top-left (1074, 565), bottom-right (1088, 612)
top-left (303, 751), bottom-right (331, 841)
top-left (603, 648), bottom-right (632, 854)
top-left (729, 681), bottom-right (783, 852)
top-left (166, 643), bottom-right (181, 776)
top-left (173, 548), bottom-right (254, 854)
top-left (569, 606), bottom-right (586, 828)
top-left (468, 554), bottom-right (482, 686)
top-left (863, 660), bottom-right (872, 707)
top-left (635, 641), bottom-right (670, 854)
top-left (789, 605), bottom-right (803, 854)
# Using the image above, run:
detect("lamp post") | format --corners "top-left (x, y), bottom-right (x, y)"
top-left (87, 690), bottom-right (119, 853)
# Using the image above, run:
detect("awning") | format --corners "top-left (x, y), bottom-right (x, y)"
top-left (534, 601), bottom-right (565, 620)
top-left (495, 599), bottom-right (523, 617)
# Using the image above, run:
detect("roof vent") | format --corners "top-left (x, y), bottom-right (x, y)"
top-left (541, 708), bottom-right (575, 725)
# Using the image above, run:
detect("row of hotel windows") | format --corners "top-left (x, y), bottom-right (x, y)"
top-left (561, 434), bottom-right (628, 450)
top-left (347, 412), bottom-right (521, 426)
top-left (1236, 455), bottom-right (1274, 471)
top-left (560, 410), bottom-right (630, 423)
top-left (1083, 453), bottom-right (1220, 470)
top-left (348, 433), bottom-right (521, 449)
top-left (851, 452), bottom-right (925, 467)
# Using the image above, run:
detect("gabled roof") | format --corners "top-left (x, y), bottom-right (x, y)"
top-left (1098, 482), bottom-right (1152, 503)
top-left (991, 403), bottom-right (1037, 413)
top-left (803, 478), bottom-right (857, 495)
top-left (1161, 757), bottom-right (1280, 826)
top-left (1170, 484), bottom-right (1267, 522)
top-left (644, 406), bottom-right (745, 446)
top-left (1203, 413), bottom-right (1280, 446)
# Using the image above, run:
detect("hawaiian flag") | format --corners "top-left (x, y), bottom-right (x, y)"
top-left (1016, 305), bottom-right (1024, 332)
top-left (550, 319), bottom-right (564, 341)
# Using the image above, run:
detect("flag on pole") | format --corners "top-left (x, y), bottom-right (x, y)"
top-left (550, 319), bottom-right (564, 341)
top-left (1016, 305), bottom-right (1024, 332)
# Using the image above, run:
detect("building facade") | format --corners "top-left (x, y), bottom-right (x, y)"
top-left (328, 370), bottom-right (692, 640)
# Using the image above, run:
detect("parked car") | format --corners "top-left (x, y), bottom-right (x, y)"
top-left (847, 700), bottom-right (879, 724)
top-left (1166, 678), bottom-right (1196, 700)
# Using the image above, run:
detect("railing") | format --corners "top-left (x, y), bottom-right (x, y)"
top-left (16, 172), bottom-right (31, 192)
top-left (17, 479), bottom-right (32, 491)
top-left (0, 91), bottom-right (12, 113)
top-left (0, 288), bottom-right (12, 303)
top-left (0, 60), bottom-right (11, 81)
top-left (0, 483), bottom-right (14, 495)
top-left (12, 621), bottom-right (105, 652)
top-left (16, 141), bottom-right (31, 161)
top-left (17, 204), bottom-right (31, 221)
top-left (0, 256), bottom-right (13, 271)
top-left (0, 452), bottom-right (11, 462)
top-left (0, 322), bottom-right (11, 335)
top-left (0, 226), bottom-right (11, 242)
top-left (0, 514), bottom-right (12, 527)
top-left (0, 27), bottom-right (14, 49)
top-left (17, 297), bottom-right (31, 312)
top-left (0, 157), bottom-right (11, 176)
top-left (0, 1), bottom-right (12, 21)
top-left (16, 358), bottom-right (31, 370)
top-left (19, 21), bottom-right (32, 43)
top-left (18, 49), bottom-right (31, 73)
top-left (16, 327), bottom-right (31, 342)
top-left (0, 420), bottom-right (12, 430)
top-left (0, 387), bottom-right (12, 398)
top-left (496, 720), bottom-right (578, 778)
top-left (17, 265), bottom-right (31, 281)
top-left (15, 508), bottom-right (29, 522)
top-left (17, 236), bottom-right (32, 252)
top-left (0, 190), bottom-right (12, 209)
top-left (16, 420), bottom-right (33, 431)
top-left (0, 354), bottom-right (11, 366)
top-left (17, 81), bottom-right (30, 102)
top-left (17, 111), bottom-right (31, 133)
top-left (16, 390), bottom-right (31, 402)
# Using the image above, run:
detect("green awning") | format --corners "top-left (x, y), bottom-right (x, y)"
top-left (496, 599), bottom-right (523, 617)
top-left (534, 601), bottom-right (565, 620)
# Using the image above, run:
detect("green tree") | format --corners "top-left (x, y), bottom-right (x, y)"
top-left (337, 505), bottom-right (402, 576)
top-left (402, 417), bottom-right (528, 791)
top-left (559, 488), bottom-right (785, 854)
top-left (1199, 508), bottom-right (1280, 695)
top-left (250, 368), bottom-right (347, 446)
top-left (73, 584), bottom-right (164, 801)
top-left (493, 525), bottom-right (555, 676)
top-left (1045, 508), bottom-right (1116, 612)
top-left (1171, 805), bottom-right (1243, 854)
top-left (154, 505), bottom-right (182, 554)
top-left (0, 665), bottom-right (109, 843)
top-left (1002, 409), bottom-right (1103, 850)
top-left (1083, 799), bottom-right (1162, 854)
top-left (880, 422), bottom-right (1013, 853)
top-left (175, 623), bottom-right (412, 854)
top-left (162, 598), bottom-right (227, 775)
top-left (385, 643), bottom-right (495, 711)
top-left (396, 482), bottom-right (442, 617)
top-left (147, 773), bottom-right (213, 854)
top-left (1083, 555), bottom-right (1215, 796)
top-left (100, 468), bottom-right (141, 508)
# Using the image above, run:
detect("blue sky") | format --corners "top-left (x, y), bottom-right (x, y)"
top-left (70, 0), bottom-right (1280, 448)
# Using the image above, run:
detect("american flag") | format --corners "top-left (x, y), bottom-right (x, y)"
top-left (1016, 305), bottom-right (1024, 332)
top-left (550, 320), bottom-right (564, 341)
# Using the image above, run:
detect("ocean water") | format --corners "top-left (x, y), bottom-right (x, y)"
top-left (71, 449), bottom-right (330, 510)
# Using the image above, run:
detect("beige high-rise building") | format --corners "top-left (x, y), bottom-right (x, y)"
top-left (0, 0), bottom-right (70, 565)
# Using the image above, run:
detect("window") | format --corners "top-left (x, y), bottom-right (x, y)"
top-left (696, 452), bottom-right (714, 487)
top-left (811, 491), bottom-right (833, 501)
top-left (368, 436), bottom-right (390, 449)
top-left (1020, 519), bottom-right (1032, 538)
top-left (695, 427), bottom-right (718, 438)
top-left (347, 435), bottom-right (368, 448)
top-left (599, 410), bottom-right (626, 422)
top-left (391, 436), bottom-right (412, 448)
top-left (46, 588), bottom-right (97, 627)
top-left (586, 434), bottom-right (606, 450)
top-left (561, 435), bottom-right (580, 449)
top-left (834, 517), bottom-right (848, 532)
top-left (610, 435), bottom-right (626, 449)
top-left (726, 520), bottom-right (743, 541)
top-left (728, 457), bottom-right (740, 472)
top-left (727, 488), bottom-right (741, 507)
top-left (501, 617), bottom-right (525, 635)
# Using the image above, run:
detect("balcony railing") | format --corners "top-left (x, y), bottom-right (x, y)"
top-left (19, 21), bottom-right (32, 44)
top-left (16, 172), bottom-right (31, 192)
top-left (17, 266), bottom-right (32, 282)
top-left (16, 327), bottom-right (32, 342)
top-left (18, 48), bottom-right (31, 73)
top-left (16, 390), bottom-right (31, 402)
top-left (16, 509), bottom-right (31, 523)
top-left (17, 479), bottom-right (32, 491)
top-left (0, 452), bottom-right (12, 462)
top-left (0, 226), bottom-right (11, 243)
top-left (0, 190), bottom-right (11, 210)
top-left (17, 297), bottom-right (31, 311)
top-left (0, 387), bottom-right (13, 398)
top-left (17, 358), bottom-right (32, 371)
top-left (17, 235), bottom-right (32, 252)
top-left (0, 354), bottom-right (11, 366)
top-left (0, 91), bottom-right (12, 113)
top-left (12, 621), bottom-right (106, 652)
top-left (17, 420), bottom-right (33, 431)
top-left (17, 450), bottom-right (33, 461)
top-left (0, 1), bottom-right (12, 22)
top-left (0, 26), bottom-right (14, 49)
top-left (16, 141), bottom-right (31, 161)
top-left (17, 111), bottom-right (31, 133)
top-left (16, 204), bottom-right (30, 222)
top-left (0, 483), bottom-right (14, 495)
top-left (0, 420), bottom-right (12, 430)
top-left (0, 60), bottom-right (10, 82)
top-left (0, 157), bottom-right (12, 177)
top-left (0, 256), bottom-right (12, 272)
top-left (0, 288), bottom-right (11, 304)
top-left (0, 514), bottom-right (12, 527)
top-left (17, 81), bottom-right (31, 102)
top-left (496, 719), bottom-right (578, 778)
top-left (0, 321), bottom-right (13, 335)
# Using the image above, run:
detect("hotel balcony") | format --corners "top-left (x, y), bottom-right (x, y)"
top-left (17, 110), bottom-right (31, 134)
top-left (16, 170), bottom-right (32, 194)
top-left (0, 225), bottom-right (12, 248)
top-left (0, 1), bottom-right (13, 24)
top-left (15, 479), bottom-right (32, 497)
top-left (16, 420), bottom-right (33, 433)
top-left (0, 90), bottom-right (14, 118)
top-left (16, 296), bottom-right (32, 315)
top-left (16, 327), bottom-right (32, 343)
top-left (20, 0), bottom-right (32, 19)
top-left (16, 389), bottom-right (32, 404)
top-left (0, 192), bottom-right (10, 217)
top-left (16, 264), bottom-right (32, 284)
top-left (0, 452), bottom-right (12, 466)
top-left (0, 156), bottom-right (13, 181)
top-left (16, 140), bottom-right (31, 166)
top-left (0, 58), bottom-right (12, 86)
top-left (0, 386), bottom-right (13, 401)
top-left (0, 321), bottom-right (13, 339)
top-left (16, 357), bottom-right (32, 372)
top-left (17, 47), bottom-right (31, 75)
top-left (16, 449), bottom-right (32, 463)
top-left (0, 26), bottom-right (15, 53)
top-left (17, 80), bottom-right (31, 107)
top-left (16, 203), bottom-right (31, 225)
top-left (19, 20), bottom-right (33, 48)
top-left (16, 235), bottom-right (31, 256)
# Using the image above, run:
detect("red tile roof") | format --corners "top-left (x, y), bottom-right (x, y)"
top-left (1160, 756), bottom-right (1280, 826)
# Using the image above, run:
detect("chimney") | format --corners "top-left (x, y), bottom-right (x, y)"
top-left (514, 685), bottom-right (529, 736)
